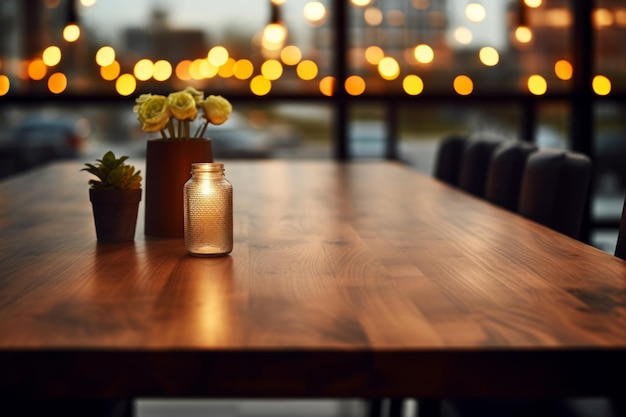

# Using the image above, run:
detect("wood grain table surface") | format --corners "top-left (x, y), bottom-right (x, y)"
top-left (0, 159), bottom-right (625, 400)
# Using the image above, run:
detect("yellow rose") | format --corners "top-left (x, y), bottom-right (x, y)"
top-left (200, 95), bottom-right (232, 125)
top-left (183, 86), bottom-right (204, 105)
top-left (136, 94), bottom-right (170, 132)
top-left (167, 91), bottom-right (198, 121)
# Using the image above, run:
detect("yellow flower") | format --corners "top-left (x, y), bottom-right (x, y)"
top-left (200, 95), bottom-right (232, 125)
top-left (183, 86), bottom-right (204, 105)
top-left (167, 91), bottom-right (198, 121)
top-left (135, 94), bottom-right (170, 132)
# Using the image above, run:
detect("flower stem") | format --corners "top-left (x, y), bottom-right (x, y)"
top-left (198, 120), bottom-right (209, 139)
top-left (167, 120), bottom-right (175, 139)
top-left (160, 129), bottom-right (167, 140)
top-left (185, 120), bottom-right (190, 140)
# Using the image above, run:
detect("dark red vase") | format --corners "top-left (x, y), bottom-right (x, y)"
top-left (144, 139), bottom-right (214, 237)
top-left (89, 188), bottom-right (142, 242)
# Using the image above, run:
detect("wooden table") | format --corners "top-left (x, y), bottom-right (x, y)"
top-left (0, 160), bottom-right (625, 400)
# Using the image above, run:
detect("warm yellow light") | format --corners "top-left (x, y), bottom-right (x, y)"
top-left (271, 0), bottom-right (285, 4)
top-left (95, 46), bottom-right (115, 67)
top-left (364, 7), bottom-right (383, 26)
top-left (217, 58), bottom-right (236, 78)
top-left (345, 75), bottom-right (366, 96)
top-left (593, 8), bottom-right (613, 28)
top-left (63, 24), bottom-right (80, 42)
top-left (48, 72), bottom-right (67, 94)
top-left (42, 46), bottom-right (62, 66)
top-left (100, 60), bottom-right (120, 81)
top-left (465, 3), bottom-right (486, 23)
top-left (454, 26), bottom-right (473, 44)
top-left (412, 0), bottom-right (429, 10)
top-left (479, 47), bottom-right (499, 66)
top-left (453, 75), bottom-right (473, 95)
top-left (115, 73), bottom-right (137, 96)
top-left (593, 75), bottom-right (611, 95)
top-left (196, 59), bottom-right (218, 79)
top-left (233, 59), bottom-right (254, 80)
top-left (414, 44), bottom-right (434, 64)
top-left (28, 59), bottom-right (47, 80)
top-left (134, 59), bottom-right (154, 81)
top-left (554, 60), bottom-right (573, 80)
top-left (403, 74), bottom-right (424, 95)
top-left (351, 0), bottom-right (372, 6)
top-left (524, 0), bottom-right (542, 7)
top-left (515, 26), bottom-right (533, 43)
top-left (378, 57), bottom-right (400, 80)
top-left (303, 2), bottom-right (326, 23)
top-left (0, 75), bottom-right (10, 96)
top-left (261, 59), bottom-right (283, 81)
top-left (80, 0), bottom-right (97, 6)
top-left (528, 74), bottom-right (547, 95)
top-left (365, 46), bottom-right (385, 65)
top-left (262, 23), bottom-right (287, 50)
top-left (250, 75), bottom-right (272, 96)
top-left (296, 60), bottom-right (318, 80)
top-left (280, 45), bottom-right (302, 66)
top-left (176, 60), bottom-right (192, 81)
top-left (319, 76), bottom-right (335, 96)
top-left (208, 46), bottom-right (229, 67)
top-left (153, 60), bottom-right (172, 81)
top-left (615, 9), bottom-right (626, 27)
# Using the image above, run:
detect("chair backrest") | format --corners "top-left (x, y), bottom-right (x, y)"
top-left (457, 135), bottom-right (503, 197)
top-left (433, 134), bottom-right (466, 186)
top-left (615, 195), bottom-right (626, 260)
top-left (485, 140), bottom-right (538, 211)
top-left (517, 149), bottom-right (592, 240)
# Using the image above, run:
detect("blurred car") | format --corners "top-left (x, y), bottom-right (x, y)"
top-left (1, 115), bottom-right (89, 176)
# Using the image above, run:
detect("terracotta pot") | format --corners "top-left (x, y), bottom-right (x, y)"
top-left (144, 139), bottom-right (214, 237)
top-left (89, 188), bottom-right (142, 242)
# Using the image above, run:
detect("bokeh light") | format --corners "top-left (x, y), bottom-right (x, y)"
top-left (134, 59), bottom-right (154, 81)
top-left (414, 44), bottom-right (434, 64)
top-left (303, 2), bottom-right (326, 24)
top-left (234, 59), bottom-right (254, 80)
top-left (28, 59), bottom-right (47, 80)
top-left (0, 75), bottom-right (10, 96)
top-left (378, 57), bottom-right (400, 80)
top-left (95, 46), bottom-right (116, 67)
top-left (296, 60), bottom-right (318, 80)
top-left (218, 58), bottom-right (236, 78)
top-left (592, 75), bottom-right (611, 95)
top-left (250, 75), bottom-right (272, 96)
top-left (63, 24), bottom-right (80, 42)
top-left (280, 45), bottom-right (302, 66)
top-left (261, 59), bottom-right (283, 80)
top-left (465, 3), bottom-right (486, 22)
top-left (48, 72), bottom-right (67, 94)
top-left (479, 47), bottom-right (499, 66)
top-left (402, 74), bottom-right (424, 95)
top-left (453, 75), bottom-right (473, 95)
top-left (208, 46), bottom-right (229, 67)
top-left (554, 59), bottom-right (573, 80)
top-left (42, 46), bottom-right (62, 66)
top-left (515, 26), bottom-right (533, 43)
top-left (115, 73), bottom-right (137, 96)
top-left (528, 74), bottom-right (547, 95)
top-left (364, 7), bottom-right (383, 26)
top-left (153, 60), bottom-right (173, 81)
top-left (100, 61), bottom-right (121, 81)
top-left (175, 60), bottom-right (192, 81)
top-left (345, 75), bottom-right (366, 96)
top-left (524, 0), bottom-right (542, 7)
top-left (351, 0), bottom-right (372, 6)
top-left (365, 46), bottom-right (385, 65)
top-left (454, 26), bottom-right (473, 44)
top-left (319, 76), bottom-right (335, 96)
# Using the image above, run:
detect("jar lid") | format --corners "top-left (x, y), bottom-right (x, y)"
top-left (190, 162), bottom-right (223, 173)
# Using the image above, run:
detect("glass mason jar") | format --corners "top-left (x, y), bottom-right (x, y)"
top-left (183, 163), bottom-right (233, 257)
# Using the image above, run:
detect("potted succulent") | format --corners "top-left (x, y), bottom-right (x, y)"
top-left (81, 151), bottom-right (142, 242)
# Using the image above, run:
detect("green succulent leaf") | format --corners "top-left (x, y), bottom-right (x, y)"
top-left (81, 151), bottom-right (142, 190)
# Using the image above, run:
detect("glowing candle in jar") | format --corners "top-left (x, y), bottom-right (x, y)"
top-left (184, 163), bottom-right (233, 256)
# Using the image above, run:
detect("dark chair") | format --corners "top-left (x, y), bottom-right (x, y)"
top-left (615, 195), bottom-right (626, 260)
top-left (517, 149), bottom-right (592, 240)
top-left (484, 140), bottom-right (538, 211)
top-left (457, 135), bottom-right (503, 197)
top-left (433, 134), bottom-right (467, 186)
